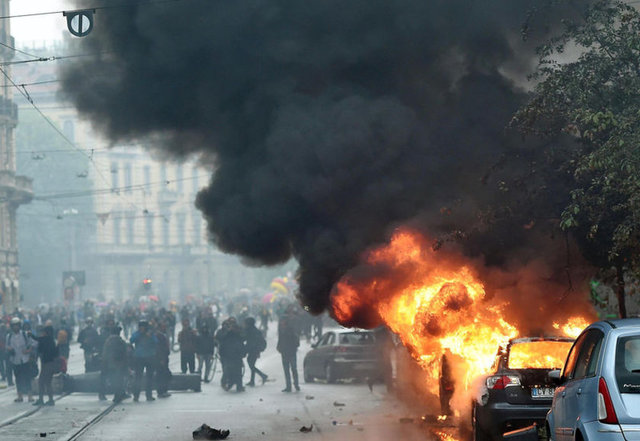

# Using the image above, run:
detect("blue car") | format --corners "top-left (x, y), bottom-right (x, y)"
top-left (547, 318), bottom-right (640, 440)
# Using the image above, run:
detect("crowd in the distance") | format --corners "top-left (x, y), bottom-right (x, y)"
top-left (0, 295), bottom-right (326, 405)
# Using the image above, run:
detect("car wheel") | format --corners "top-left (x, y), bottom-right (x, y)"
top-left (325, 363), bottom-right (337, 384)
top-left (471, 403), bottom-right (491, 441)
top-left (304, 364), bottom-right (315, 383)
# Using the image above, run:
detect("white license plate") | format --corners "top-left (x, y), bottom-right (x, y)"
top-left (531, 387), bottom-right (555, 398)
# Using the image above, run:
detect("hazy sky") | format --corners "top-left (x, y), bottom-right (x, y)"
top-left (10, 0), bottom-right (72, 46)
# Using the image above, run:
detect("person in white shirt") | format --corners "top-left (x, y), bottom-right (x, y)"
top-left (6, 317), bottom-right (36, 402)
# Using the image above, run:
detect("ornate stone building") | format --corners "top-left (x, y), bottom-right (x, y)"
top-left (0, 1), bottom-right (32, 313)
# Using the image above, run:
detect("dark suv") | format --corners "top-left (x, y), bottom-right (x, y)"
top-left (472, 337), bottom-right (574, 440)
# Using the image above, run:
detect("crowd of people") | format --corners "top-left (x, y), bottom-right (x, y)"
top-left (0, 295), bottom-right (326, 404)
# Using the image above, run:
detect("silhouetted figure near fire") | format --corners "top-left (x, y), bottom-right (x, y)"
top-left (217, 317), bottom-right (246, 392)
top-left (277, 305), bottom-right (300, 392)
top-left (439, 350), bottom-right (455, 416)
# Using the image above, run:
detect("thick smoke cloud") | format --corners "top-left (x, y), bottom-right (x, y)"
top-left (62, 0), bottom-right (585, 315)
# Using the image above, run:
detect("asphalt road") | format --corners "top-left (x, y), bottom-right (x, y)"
top-left (0, 325), bottom-right (444, 441)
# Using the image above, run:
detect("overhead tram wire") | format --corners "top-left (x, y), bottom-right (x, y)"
top-left (0, 0), bottom-right (200, 20)
top-left (0, 67), bottom-right (157, 218)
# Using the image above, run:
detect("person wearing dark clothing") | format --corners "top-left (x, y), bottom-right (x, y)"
top-left (178, 319), bottom-right (197, 374)
top-left (57, 329), bottom-right (70, 360)
top-left (196, 325), bottom-right (215, 382)
top-left (217, 317), bottom-right (246, 392)
top-left (154, 321), bottom-right (172, 398)
top-left (100, 325), bottom-right (129, 403)
top-left (33, 326), bottom-right (58, 406)
top-left (130, 320), bottom-right (157, 402)
top-left (0, 322), bottom-right (10, 384)
top-left (244, 317), bottom-right (267, 386)
top-left (277, 306), bottom-right (300, 392)
top-left (78, 319), bottom-right (100, 372)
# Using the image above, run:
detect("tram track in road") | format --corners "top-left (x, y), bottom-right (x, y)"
top-left (0, 392), bottom-right (70, 429)
top-left (65, 401), bottom-right (117, 441)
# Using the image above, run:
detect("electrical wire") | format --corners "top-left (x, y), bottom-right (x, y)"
top-left (0, 0), bottom-right (197, 20)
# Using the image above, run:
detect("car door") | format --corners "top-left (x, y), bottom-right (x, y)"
top-left (558, 330), bottom-right (604, 440)
top-left (314, 332), bottom-right (335, 377)
top-left (307, 332), bottom-right (331, 377)
top-left (553, 332), bottom-right (585, 441)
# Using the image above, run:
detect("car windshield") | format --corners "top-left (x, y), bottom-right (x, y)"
top-left (338, 332), bottom-right (375, 345)
top-left (615, 335), bottom-right (640, 393)
top-left (507, 340), bottom-right (573, 370)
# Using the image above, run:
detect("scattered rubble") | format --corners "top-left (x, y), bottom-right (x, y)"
top-left (333, 401), bottom-right (345, 407)
top-left (299, 425), bottom-right (313, 433)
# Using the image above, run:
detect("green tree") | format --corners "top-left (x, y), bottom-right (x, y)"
top-left (513, 0), bottom-right (640, 317)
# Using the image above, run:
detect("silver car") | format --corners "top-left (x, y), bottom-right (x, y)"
top-left (547, 318), bottom-right (640, 440)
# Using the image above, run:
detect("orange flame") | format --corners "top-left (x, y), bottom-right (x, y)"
top-left (507, 340), bottom-right (573, 370)
top-left (553, 316), bottom-right (590, 339)
top-left (331, 229), bottom-right (593, 421)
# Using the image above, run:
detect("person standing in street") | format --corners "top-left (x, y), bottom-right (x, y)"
top-left (33, 325), bottom-right (58, 406)
top-left (277, 305), bottom-right (300, 392)
top-left (217, 317), bottom-right (246, 392)
top-left (244, 317), bottom-right (267, 386)
top-left (78, 318), bottom-right (99, 372)
top-left (6, 317), bottom-right (36, 402)
top-left (130, 320), bottom-right (157, 402)
top-left (178, 318), bottom-right (197, 374)
top-left (154, 321), bottom-right (172, 398)
top-left (195, 325), bottom-right (214, 383)
top-left (0, 321), bottom-right (10, 385)
top-left (100, 325), bottom-right (129, 403)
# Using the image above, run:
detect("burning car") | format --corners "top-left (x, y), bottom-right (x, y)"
top-left (472, 336), bottom-right (574, 441)
top-left (303, 329), bottom-right (378, 383)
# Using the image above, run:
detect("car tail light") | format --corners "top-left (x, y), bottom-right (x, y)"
top-left (598, 377), bottom-right (618, 424)
top-left (486, 375), bottom-right (521, 390)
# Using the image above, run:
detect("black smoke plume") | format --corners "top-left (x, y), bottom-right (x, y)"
top-left (61, 0), bottom-right (588, 318)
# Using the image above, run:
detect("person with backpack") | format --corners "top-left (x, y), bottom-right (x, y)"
top-left (244, 317), bottom-right (267, 386)
top-left (6, 317), bottom-right (36, 402)
top-left (33, 325), bottom-right (59, 406)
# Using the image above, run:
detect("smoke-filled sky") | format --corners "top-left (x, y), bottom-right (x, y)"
top-left (61, 0), bottom-right (587, 318)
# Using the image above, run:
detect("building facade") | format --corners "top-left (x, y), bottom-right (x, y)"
top-left (13, 41), bottom-right (286, 306)
top-left (0, 0), bottom-right (33, 314)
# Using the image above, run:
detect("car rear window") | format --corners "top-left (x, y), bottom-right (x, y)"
top-left (338, 332), bottom-right (375, 345)
top-left (507, 340), bottom-right (573, 370)
top-left (615, 335), bottom-right (640, 393)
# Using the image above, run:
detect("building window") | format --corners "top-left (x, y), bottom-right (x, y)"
top-left (143, 165), bottom-right (151, 191)
top-left (145, 215), bottom-right (154, 246)
top-left (163, 218), bottom-right (170, 247)
top-left (160, 163), bottom-right (167, 185)
top-left (177, 213), bottom-right (186, 245)
top-left (113, 217), bottom-right (121, 245)
top-left (126, 216), bottom-right (134, 244)
top-left (124, 163), bottom-right (132, 193)
top-left (193, 213), bottom-right (202, 246)
top-left (176, 164), bottom-right (183, 193)
top-left (111, 161), bottom-right (119, 190)
top-left (192, 168), bottom-right (199, 194)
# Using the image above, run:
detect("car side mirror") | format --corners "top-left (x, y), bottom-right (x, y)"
top-left (311, 341), bottom-right (319, 349)
top-left (548, 369), bottom-right (563, 385)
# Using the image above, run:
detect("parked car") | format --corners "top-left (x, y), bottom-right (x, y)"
top-left (547, 318), bottom-right (640, 441)
top-left (472, 336), bottom-right (574, 441)
top-left (303, 329), bottom-right (378, 383)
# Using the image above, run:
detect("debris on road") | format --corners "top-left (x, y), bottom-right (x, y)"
top-left (192, 423), bottom-right (230, 440)
top-left (305, 395), bottom-right (315, 400)
top-left (333, 401), bottom-right (345, 407)
top-left (299, 425), bottom-right (313, 433)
